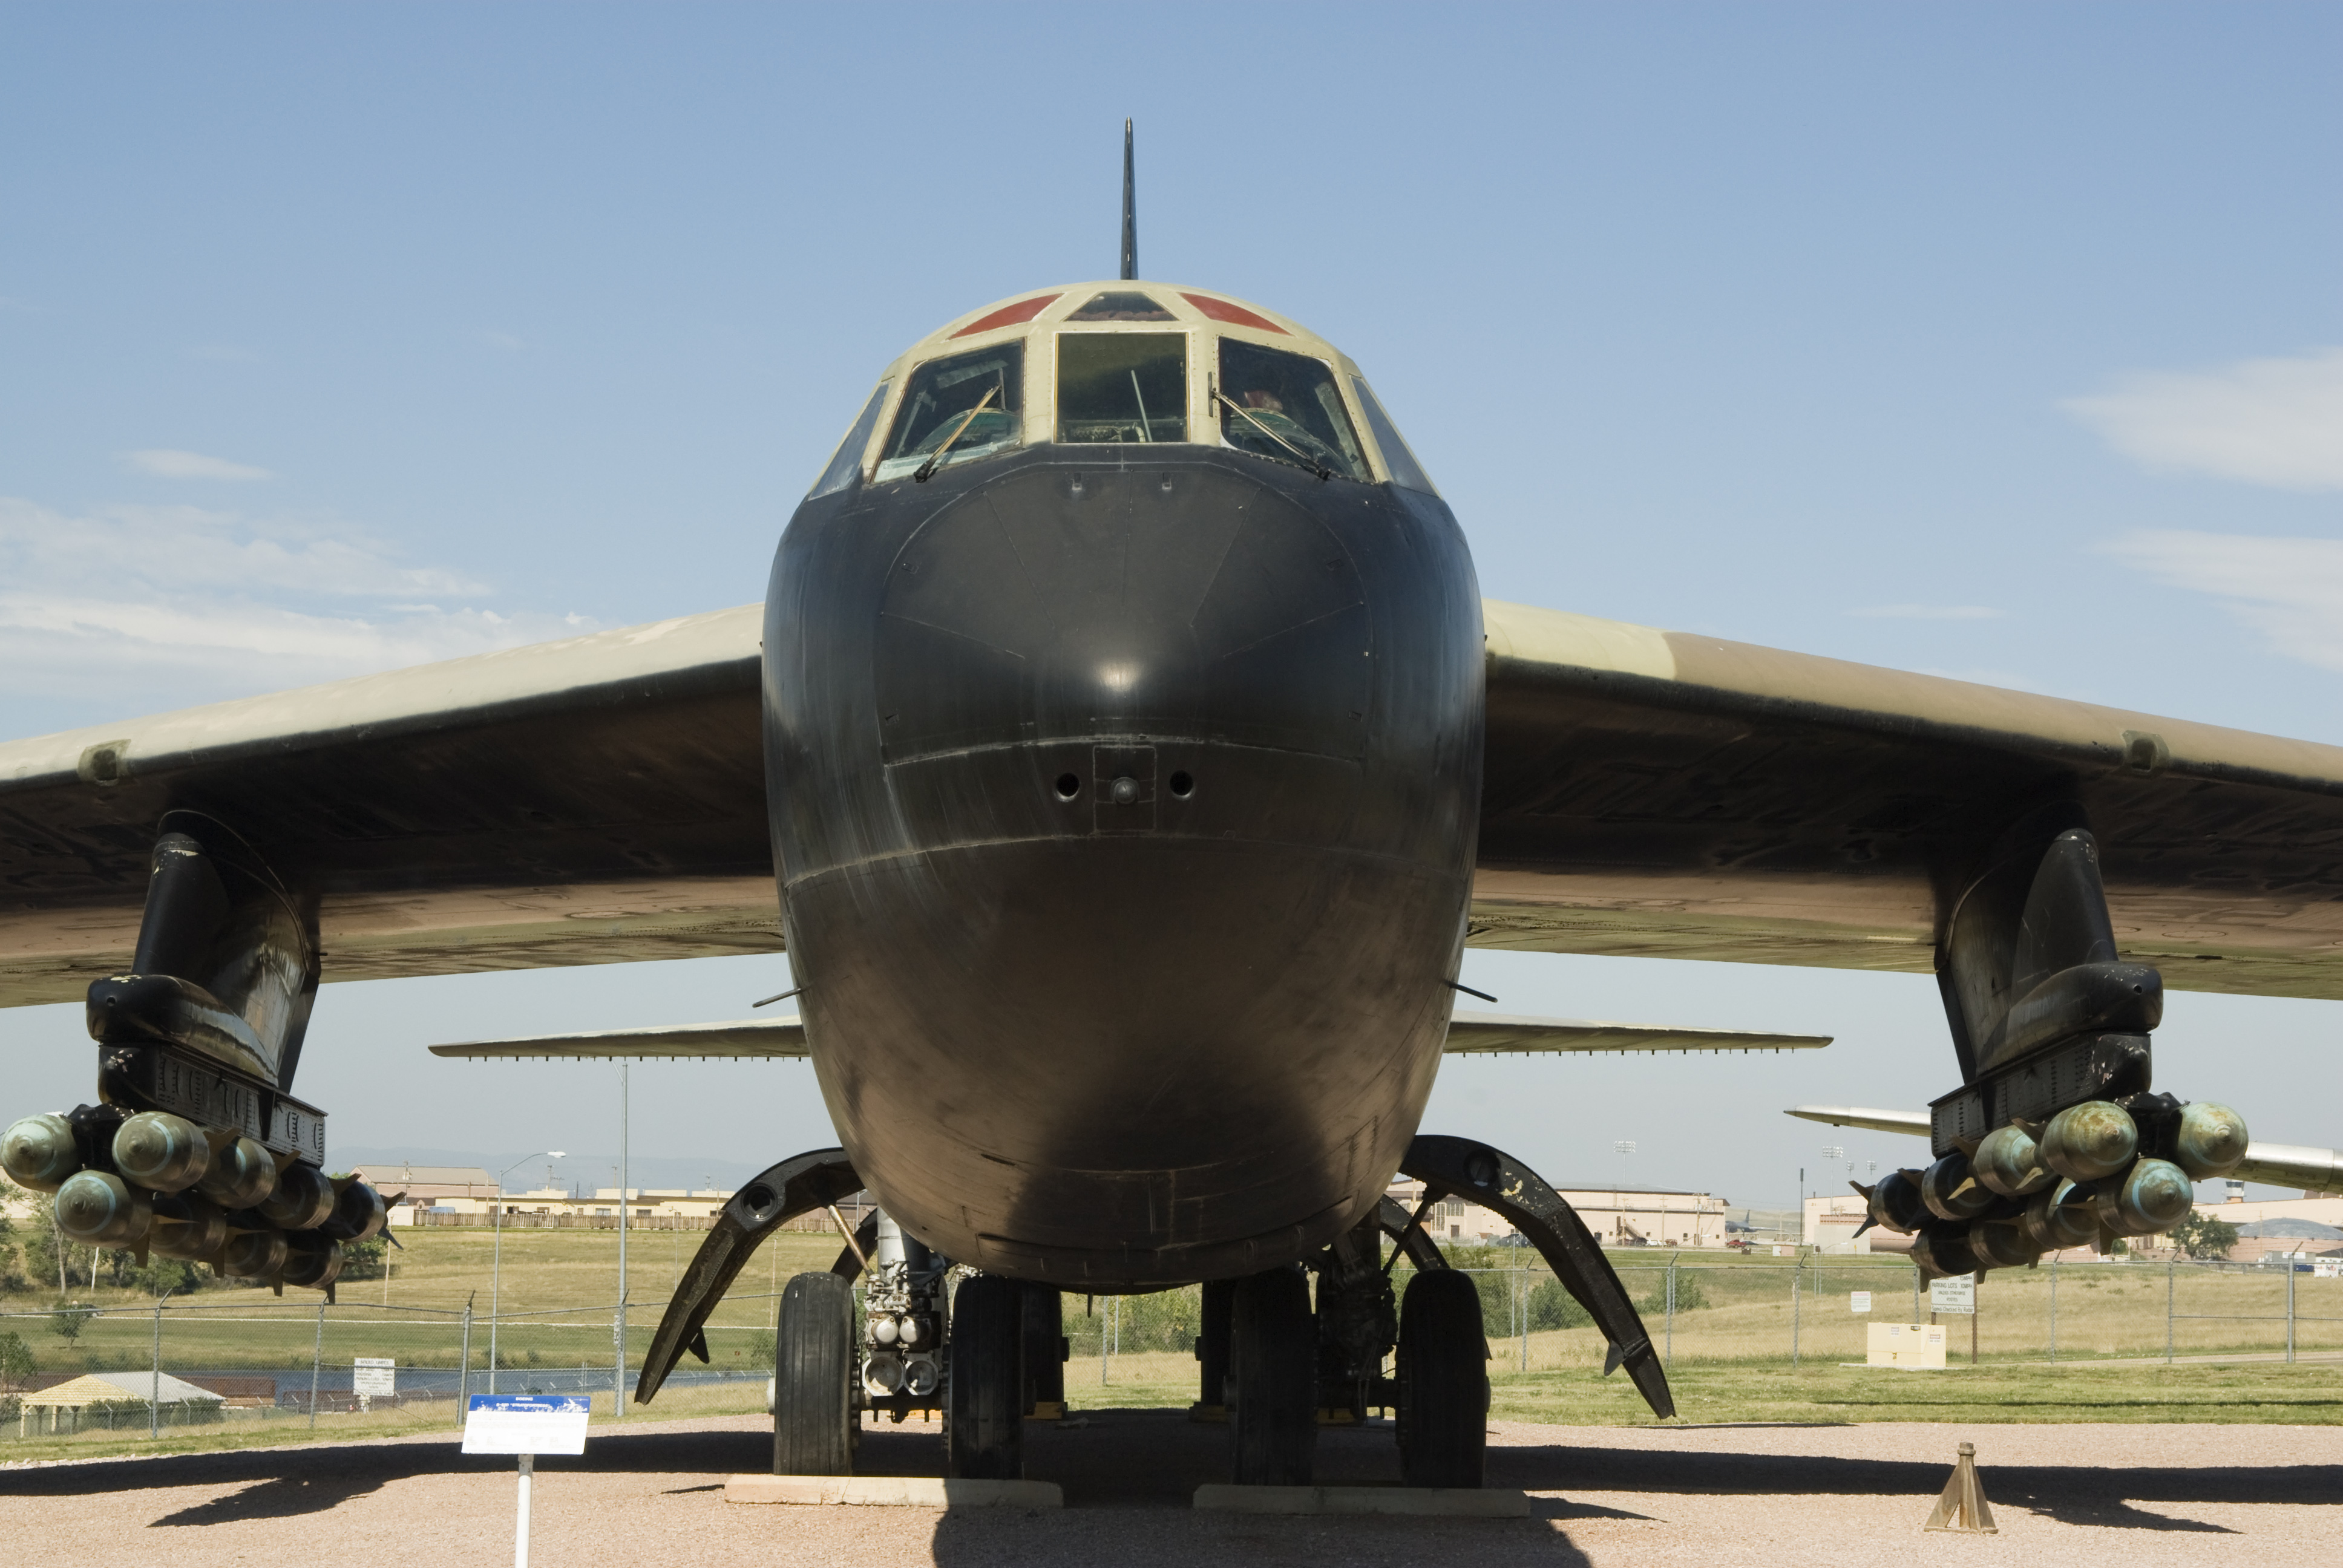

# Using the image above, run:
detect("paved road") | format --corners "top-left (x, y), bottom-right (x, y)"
top-left (4, 1410), bottom-right (2339, 1566)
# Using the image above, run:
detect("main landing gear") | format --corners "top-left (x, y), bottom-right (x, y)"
top-left (1199, 1134), bottom-right (1676, 1489)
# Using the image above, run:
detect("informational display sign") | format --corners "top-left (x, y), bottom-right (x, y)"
top-left (1849, 1291), bottom-right (1872, 1314)
top-left (1930, 1275), bottom-right (1976, 1315)
top-left (1866, 1322), bottom-right (1947, 1368)
top-left (353, 1359), bottom-right (396, 1397)
top-left (462, 1395), bottom-right (591, 1456)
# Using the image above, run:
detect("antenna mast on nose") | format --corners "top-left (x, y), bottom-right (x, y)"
top-left (1120, 119), bottom-right (1138, 281)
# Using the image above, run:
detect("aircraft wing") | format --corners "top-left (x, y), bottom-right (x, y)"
top-left (424, 1010), bottom-right (1827, 1061)
top-left (1474, 600), bottom-right (2343, 1001)
top-left (1784, 1104), bottom-right (2343, 1195)
top-left (0, 606), bottom-right (776, 1008)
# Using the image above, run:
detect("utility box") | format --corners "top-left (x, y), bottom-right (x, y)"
top-left (1866, 1322), bottom-right (1947, 1369)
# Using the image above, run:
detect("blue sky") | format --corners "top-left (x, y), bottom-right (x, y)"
top-left (2, 5), bottom-right (2338, 1209)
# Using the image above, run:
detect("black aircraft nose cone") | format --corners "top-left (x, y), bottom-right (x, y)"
top-left (874, 463), bottom-right (1372, 765)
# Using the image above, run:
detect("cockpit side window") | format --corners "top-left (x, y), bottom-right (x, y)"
top-left (1057, 333), bottom-right (1188, 444)
top-left (875, 344), bottom-right (1025, 483)
top-left (1349, 377), bottom-right (1439, 496)
top-left (805, 380), bottom-right (893, 498)
top-left (1214, 340), bottom-right (1370, 482)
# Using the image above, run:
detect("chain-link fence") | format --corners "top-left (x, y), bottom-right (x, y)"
top-left (4, 1252), bottom-right (2335, 1452)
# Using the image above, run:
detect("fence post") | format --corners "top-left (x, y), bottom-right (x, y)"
top-left (2048, 1255), bottom-right (2057, 1364)
top-left (309, 1298), bottom-right (327, 1431)
top-left (460, 1295), bottom-right (474, 1427)
top-left (2165, 1259), bottom-right (2175, 1365)
top-left (1910, 1259), bottom-right (1921, 1324)
top-left (1665, 1252), bottom-right (1677, 1372)
top-left (1790, 1255), bottom-right (1801, 1370)
top-left (2287, 1259), bottom-right (2296, 1364)
top-left (148, 1293), bottom-right (163, 1434)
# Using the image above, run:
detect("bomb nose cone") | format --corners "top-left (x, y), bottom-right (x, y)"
top-left (2109, 1157), bottom-right (2194, 1235)
top-left (2042, 1101), bottom-right (2138, 1182)
top-left (2, 1113), bottom-right (80, 1192)
top-left (113, 1111), bottom-right (210, 1193)
top-left (2175, 1102), bottom-right (2250, 1180)
top-left (54, 1169), bottom-right (152, 1246)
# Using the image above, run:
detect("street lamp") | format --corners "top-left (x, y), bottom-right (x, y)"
top-left (490, 1149), bottom-right (565, 1394)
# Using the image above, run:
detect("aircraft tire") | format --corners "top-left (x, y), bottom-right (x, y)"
top-left (1019, 1281), bottom-right (1064, 1414)
top-left (1396, 1268), bottom-right (1488, 1488)
top-left (946, 1273), bottom-right (1025, 1479)
top-left (1229, 1264), bottom-right (1316, 1485)
top-left (772, 1270), bottom-right (855, 1476)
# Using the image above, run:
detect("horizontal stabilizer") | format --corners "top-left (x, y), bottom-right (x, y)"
top-left (1784, 1105), bottom-right (2343, 1195)
top-left (429, 1018), bottom-right (806, 1059)
top-left (1444, 1011), bottom-right (1829, 1056)
top-left (428, 1011), bottom-right (1828, 1062)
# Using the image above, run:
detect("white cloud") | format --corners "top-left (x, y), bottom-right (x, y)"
top-left (2104, 529), bottom-right (2343, 672)
top-left (0, 497), bottom-right (589, 716)
top-left (2065, 347), bottom-right (2343, 491)
top-left (123, 448), bottom-right (275, 482)
top-left (1848, 604), bottom-right (2004, 620)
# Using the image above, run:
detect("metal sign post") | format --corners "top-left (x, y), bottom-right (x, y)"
top-left (464, 1394), bottom-right (590, 1568)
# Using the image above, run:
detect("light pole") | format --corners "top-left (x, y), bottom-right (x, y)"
top-left (490, 1149), bottom-right (565, 1394)
top-left (1613, 1142), bottom-right (1635, 1242)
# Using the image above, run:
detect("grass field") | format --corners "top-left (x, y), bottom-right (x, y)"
top-left (4, 1231), bottom-right (2336, 1466)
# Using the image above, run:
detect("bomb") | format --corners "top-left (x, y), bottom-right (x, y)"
top-left (1861, 1169), bottom-right (1931, 1234)
top-left (1, 1113), bottom-right (80, 1192)
top-left (220, 1226), bottom-right (289, 1279)
top-left (1972, 1123), bottom-right (2054, 1197)
top-left (2107, 1157), bottom-right (2194, 1235)
top-left (2042, 1101), bottom-right (2138, 1182)
top-left (1921, 1151), bottom-right (1996, 1222)
top-left (1968, 1215), bottom-right (2040, 1270)
top-left (2021, 1179), bottom-right (2099, 1252)
top-left (257, 1160), bottom-right (335, 1230)
top-left (280, 1235), bottom-right (343, 1292)
top-left (112, 1111), bottom-right (211, 1194)
top-left (319, 1178), bottom-right (387, 1244)
top-left (198, 1135), bottom-right (278, 1210)
top-left (2174, 1102), bottom-right (2250, 1180)
top-left (54, 1170), bottom-right (153, 1247)
top-left (1911, 1224), bottom-right (1982, 1281)
top-left (149, 1191), bottom-right (229, 1261)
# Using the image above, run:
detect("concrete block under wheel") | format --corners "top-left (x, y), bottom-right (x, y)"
top-left (1192, 1484), bottom-right (1529, 1517)
top-left (727, 1475), bottom-right (1064, 1508)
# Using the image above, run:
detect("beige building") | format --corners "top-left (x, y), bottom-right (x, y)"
top-left (1388, 1178), bottom-right (1729, 1249)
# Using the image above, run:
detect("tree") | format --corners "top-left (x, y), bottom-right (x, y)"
top-left (0, 1330), bottom-right (34, 1390)
top-left (2169, 1214), bottom-right (2238, 1260)
top-left (48, 1302), bottom-right (93, 1344)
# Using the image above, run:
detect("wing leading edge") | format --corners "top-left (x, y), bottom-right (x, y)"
top-left (1475, 601), bottom-right (2343, 1000)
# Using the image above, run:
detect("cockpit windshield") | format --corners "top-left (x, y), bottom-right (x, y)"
top-left (1214, 340), bottom-right (1369, 481)
top-left (805, 380), bottom-right (891, 498)
top-left (1058, 332), bottom-right (1187, 444)
top-left (1349, 377), bottom-right (1438, 495)
top-left (875, 344), bottom-right (1024, 483)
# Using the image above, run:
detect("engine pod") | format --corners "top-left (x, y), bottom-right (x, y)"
top-left (113, 1111), bottom-right (211, 1194)
top-left (2041, 1101), bottom-right (2138, 1182)
top-left (1972, 1123), bottom-right (2054, 1198)
top-left (54, 1170), bottom-right (153, 1247)
top-left (257, 1160), bottom-right (335, 1230)
top-left (2174, 1102), bottom-right (2249, 1180)
top-left (1, 1113), bottom-right (80, 1192)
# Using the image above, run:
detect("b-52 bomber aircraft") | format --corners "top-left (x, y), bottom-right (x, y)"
top-left (7, 135), bottom-right (2343, 1489)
